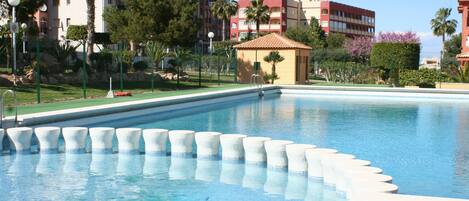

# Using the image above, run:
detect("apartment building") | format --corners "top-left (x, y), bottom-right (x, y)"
top-left (230, 0), bottom-right (375, 41)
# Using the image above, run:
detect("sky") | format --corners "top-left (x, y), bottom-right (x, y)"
top-left (335, 0), bottom-right (460, 59)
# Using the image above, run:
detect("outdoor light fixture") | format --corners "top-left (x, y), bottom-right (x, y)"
top-left (7, 0), bottom-right (20, 6)
top-left (21, 23), bottom-right (27, 54)
top-left (208, 32), bottom-right (214, 54)
top-left (39, 4), bottom-right (47, 12)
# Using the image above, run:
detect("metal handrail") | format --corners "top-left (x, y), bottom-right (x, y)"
top-left (250, 74), bottom-right (264, 97)
top-left (0, 90), bottom-right (18, 128)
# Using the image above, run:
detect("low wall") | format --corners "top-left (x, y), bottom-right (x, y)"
top-left (438, 83), bottom-right (469, 90)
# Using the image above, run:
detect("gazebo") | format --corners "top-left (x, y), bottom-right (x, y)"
top-left (234, 33), bottom-right (312, 85)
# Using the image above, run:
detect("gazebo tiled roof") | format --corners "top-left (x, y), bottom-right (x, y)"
top-left (234, 33), bottom-right (312, 50)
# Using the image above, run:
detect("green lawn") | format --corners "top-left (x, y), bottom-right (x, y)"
top-left (0, 70), bottom-right (246, 116)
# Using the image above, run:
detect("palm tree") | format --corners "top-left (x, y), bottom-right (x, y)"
top-left (210, 0), bottom-right (239, 41)
top-left (263, 51), bottom-right (284, 84)
top-left (86, 0), bottom-right (95, 67)
top-left (245, 0), bottom-right (270, 38)
top-left (169, 47), bottom-right (191, 87)
top-left (431, 8), bottom-right (457, 58)
top-left (146, 41), bottom-right (168, 69)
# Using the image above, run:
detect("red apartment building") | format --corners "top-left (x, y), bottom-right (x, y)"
top-left (230, 0), bottom-right (375, 41)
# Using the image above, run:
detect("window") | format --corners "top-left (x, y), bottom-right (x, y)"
top-left (305, 56), bottom-right (309, 81)
top-left (231, 23), bottom-right (237, 29)
top-left (66, 0), bottom-right (70, 5)
top-left (321, 21), bottom-right (328, 28)
top-left (40, 17), bottom-right (48, 34)
top-left (108, 0), bottom-right (113, 4)
top-left (53, 0), bottom-right (60, 6)
top-left (66, 18), bottom-right (71, 27)
top-left (321, 9), bottom-right (329, 15)
top-left (296, 56), bottom-right (300, 82)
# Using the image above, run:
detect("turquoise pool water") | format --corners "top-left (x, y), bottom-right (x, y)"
top-left (89, 93), bottom-right (469, 199)
top-left (0, 153), bottom-right (344, 201)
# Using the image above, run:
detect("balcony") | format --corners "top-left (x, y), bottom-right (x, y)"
top-left (271, 12), bottom-right (282, 18)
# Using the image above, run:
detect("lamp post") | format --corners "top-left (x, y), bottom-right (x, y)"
top-left (208, 32), bottom-right (214, 84)
top-left (8, 0), bottom-right (20, 85)
top-left (36, 4), bottom-right (47, 104)
top-left (21, 23), bottom-right (27, 54)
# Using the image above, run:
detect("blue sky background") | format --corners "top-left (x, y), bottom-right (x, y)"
top-left (335, 0), bottom-right (460, 59)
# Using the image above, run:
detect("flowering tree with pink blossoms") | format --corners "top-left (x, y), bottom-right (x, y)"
top-left (344, 37), bottom-right (374, 63)
top-left (376, 32), bottom-right (421, 43)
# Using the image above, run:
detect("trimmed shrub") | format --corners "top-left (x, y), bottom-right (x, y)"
top-left (371, 43), bottom-right (420, 70)
top-left (66, 25), bottom-right (87, 41)
top-left (400, 69), bottom-right (450, 88)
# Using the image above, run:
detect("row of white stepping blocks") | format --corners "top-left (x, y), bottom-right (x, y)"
top-left (0, 127), bottom-right (398, 200)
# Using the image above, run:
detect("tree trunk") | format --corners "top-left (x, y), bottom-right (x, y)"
top-left (86, 0), bottom-right (95, 67)
top-left (441, 34), bottom-right (446, 60)
top-left (222, 20), bottom-right (226, 41)
top-left (271, 63), bottom-right (276, 84)
top-left (256, 19), bottom-right (260, 37)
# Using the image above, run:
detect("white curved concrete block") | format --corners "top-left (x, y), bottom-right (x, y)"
top-left (0, 129), bottom-right (4, 153)
top-left (220, 134), bottom-right (247, 161)
top-left (89, 127), bottom-right (115, 154)
top-left (242, 164), bottom-right (267, 189)
top-left (62, 127), bottom-right (88, 153)
top-left (346, 173), bottom-right (393, 197)
top-left (195, 159), bottom-right (220, 182)
top-left (220, 161), bottom-right (245, 185)
top-left (143, 155), bottom-right (170, 177)
top-left (305, 148), bottom-right (338, 179)
top-left (335, 159), bottom-right (371, 193)
top-left (285, 173), bottom-right (308, 200)
top-left (142, 129), bottom-right (169, 155)
top-left (243, 137), bottom-right (271, 164)
top-left (285, 144), bottom-right (316, 174)
top-left (348, 182), bottom-right (398, 200)
top-left (169, 157), bottom-right (196, 180)
top-left (116, 128), bottom-right (142, 154)
top-left (117, 154), bottom-right (142, 176)
top-left (264, 168), bottom-right (288, 195)
top-left (34, 127), bottom-right (61, 153)
top-left (322, 153), bottom-right (355, 186)
top-left (7, 127), bottom-right (33, 153)
top-left (195, 131), bottom-right (222, 159)
top-left (264, 140), bottom-right (294, 169)
top-left (168, 130), bottom-right (195, 157)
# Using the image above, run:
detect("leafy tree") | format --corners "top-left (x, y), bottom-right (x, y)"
top-left (103, 0), bottom-right (200, 48)
top-left (86, 0), bottom-right (95, 67)
top-left (344, 37), bottom-right (373, 63)
top-left (442, 33), bottom-right (461, 69)
top-left (146, 41), bottom-right (168, 69)
top-left (263, 51), bottom-right (284, 84)
top-left (285, 27), bottom-right (313, 46)
top-left (326, 33), bottom-right (346, 49)
top-left (66, 25), bottom-right (87, 41)
top-left (169, 47), bottom-right (192, 85)
top-left (0, 0), bottom-right (46, 23)
top-left (431, 8), bottom-right (457, 58)
top-left (309, 17), bottom-right (327, 49)
top-left (210, 0), bottom-right (238, 41)
top-left (245, 0), bottom-right (270, 37)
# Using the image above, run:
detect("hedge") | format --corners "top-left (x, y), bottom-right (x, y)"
top-left (370, 42), bottom-right (420, 70)
top-left (400, 69), bottom-right (450, 88)
top-left (66, 25), bottom-right (87, 41)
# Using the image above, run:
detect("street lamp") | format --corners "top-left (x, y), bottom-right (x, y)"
top-left (208, 32), bottom-right (214, 84)
top-left (21, 23), bottom-right (27, 54)
top-left (8, 0), bottom-right (21, 85)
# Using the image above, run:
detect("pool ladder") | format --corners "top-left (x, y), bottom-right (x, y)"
top-left (0, 90), bottom-right (19, 128)
top-left (251, 74), bottom-right (264, 97)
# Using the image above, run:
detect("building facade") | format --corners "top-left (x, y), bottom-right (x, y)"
top-left (457, 0), bottom-right (469, 65)
top-left (230, 0), bottom-right (375, 41)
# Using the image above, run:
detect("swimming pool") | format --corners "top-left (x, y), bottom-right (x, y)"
top-left (0, 153), bottom-right (345, 201)
top-left (81, 91), bottom-right (469, 199)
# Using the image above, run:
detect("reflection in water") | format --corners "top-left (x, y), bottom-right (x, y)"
top-left (243, 164), bottom-right (267, 190)
top-left (90, 154), bottom-right (115, 176)
top-left (169, 157), bottom-right (195, 180)
top-left (195, 159), bottom-right (220, 182)
top-left (116, 154), bottom-right (142, 176)
top-left (0, 153), bottom-right (343, 201)
top-left (285, 173), bottom-right (308, 200)
top-left (264, 168), bottom-right (288, 196)
top-left (143, 155), bottom-right (169, 178)
top-left (220, 161), bottom-right (245, 185)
